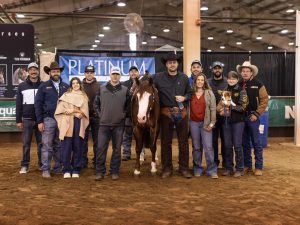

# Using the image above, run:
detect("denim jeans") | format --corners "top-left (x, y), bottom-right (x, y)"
top-left (122, 118), bottom-right (133, 157)
top-left (222, 122), bottom-right (245, 172)
top-left (61, 118), bottom-right (83, 174)
top-left (21, 119), bottom-right (42, 168)
top-left (212, 118), bottom-right (225, 167)
top-left (190, 120), bottom-right (217, 176)
top-left (82, 117), bottom-right (99, 167)
top-left (41, 117), bottom-right (61, 171)
top-left (96, 125), bottom-right (124, 175)
top-left (243, 116), bottom-right (263, 170)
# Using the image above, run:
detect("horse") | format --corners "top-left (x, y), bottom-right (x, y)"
top-left (131, 77), bottom-right (160, 176)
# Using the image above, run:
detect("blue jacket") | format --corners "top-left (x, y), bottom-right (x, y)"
top-left (16, 77), bottom-right (42, 123)
top-left (35, 79), bottom-right (69, 123)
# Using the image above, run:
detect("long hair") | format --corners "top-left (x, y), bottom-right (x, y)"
top-left (192, 73), bottom-right (211, 92)
top-left (67, 77), bottom-right (88, 99)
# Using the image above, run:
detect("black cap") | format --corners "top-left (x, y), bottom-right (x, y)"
top-left (211, 61), bottom-right (224, 69)
top-left (85, 65), bottom-right (95, 72)
top-left (129, 66), bottom-right (138, 72)
top-left (191, 60), bottom-right (202, 66)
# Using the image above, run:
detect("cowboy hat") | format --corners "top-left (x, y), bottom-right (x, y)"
top-left (236, 61), bottom-right (258, 77)
top-left (161, 52), bottom-right (182, 65)
top-left (43, 61), bottom-right (64, 75)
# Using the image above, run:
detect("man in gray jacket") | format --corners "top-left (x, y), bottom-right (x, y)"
top-left (94, 66), bottom-right (130, 181)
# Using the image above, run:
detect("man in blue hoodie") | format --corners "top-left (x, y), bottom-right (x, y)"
top-left (35, 61), bottom-right (69, 178)
top-left (16, 62), bottom-right (42, 174)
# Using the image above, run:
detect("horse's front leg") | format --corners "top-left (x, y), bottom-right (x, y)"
top-left (134, 136), bottom-right (143, 176)
top-left (150, 144), bottom-right (157, 175)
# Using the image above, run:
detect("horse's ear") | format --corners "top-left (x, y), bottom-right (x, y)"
top-left (148, 77), bottom-right (153, 85)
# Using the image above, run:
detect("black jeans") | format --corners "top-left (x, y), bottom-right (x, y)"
top-left (212, 119), bottom-right (225, 167)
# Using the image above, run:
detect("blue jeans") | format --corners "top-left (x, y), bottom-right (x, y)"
top-left (82, 117), bottom-right (99, 167)
top-left (222, 122), bottom-right (245, 172)
top-left (41, 117), bottom-right (61, 172)
top-left (122, 118), bottom-right (133, 157)
top-left (190, 120), bottom-right (217, 176)
top-left (61, 118), bottom-right (84, 174)
top-left (21, 119), bottom-right (42, 168)
top-left (243, 117), bottom-right (263, 170)
top-left (96, 125), bottom-right (124, 175)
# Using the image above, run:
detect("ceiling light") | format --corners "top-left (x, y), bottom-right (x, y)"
top-left (268, 46), bottom-right (273, 50)
top-left (200, 6), bottom-right (208, 11)
top-left (36, 43), bottom-right (42, 47)
top-left (286, 9), bottom-right (295, 13)
top-left (117, 2), bottom-right (126, 7)
top-left (207, 49), bottom-right (212, 52)
top-left (98, 33), bottom-right (105, 37)
top-left (151, 36), bottom-right (157, 39)
top-left (90, 48), bottom-right (94, 50)
top-left (281, 29), bottom-right (288, 34)
top-left (226, 28), bottom-right (233, 33)
top-left (163, 29), bottom-right (170, 33)
top-left (207, 36), bottom-right (214, 40)
top-left (236, 41), bottom-right (242, 45)
top-left (256, 35), bottom-right (263, 40)
top-left (181, 46), bottom-right (184, 50)
top-left (288, 42), bottom-right (294, 46)
top-left (178, 20), bottom-right (184, 23)
top-left (92, 44), bottom-right (97, 48)
top-left (16, 14), bottom-right (25, 18)
top-left (95, 39), bottom-right (100, 43)
top-left (142, 41), bottom-right (147, 45)
top-left (220, 46), bottom-right (225, 49)
top-left (103, 26), bottom-right (110, 30)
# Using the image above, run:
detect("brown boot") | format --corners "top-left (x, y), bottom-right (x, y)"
top-left (244, 167), bottom-right (253, 174)
top-left (254, 169), bottom-right (263, 176)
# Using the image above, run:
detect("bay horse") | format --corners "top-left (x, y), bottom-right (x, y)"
top-left (131, 77), bottom-right (160, 175)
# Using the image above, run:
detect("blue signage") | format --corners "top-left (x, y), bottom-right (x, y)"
top-left (59, 55), bottom-right (155, 83)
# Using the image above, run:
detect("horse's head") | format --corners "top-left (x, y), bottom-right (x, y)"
top-left (132, 77), bottom-right (156, 124)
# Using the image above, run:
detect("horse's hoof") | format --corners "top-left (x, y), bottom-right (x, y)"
top-left (134, 169), bottom-right (141, 176)
top-left (151, 171), bottom-right (157, 176)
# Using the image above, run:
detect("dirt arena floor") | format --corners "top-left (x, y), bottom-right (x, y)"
top-left (0, 136), bottom-right (299, 225)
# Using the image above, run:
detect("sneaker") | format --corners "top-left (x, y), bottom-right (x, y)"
top-left (19, 166), bottom-right (28, 174)
top-left (254, 169), bottom-right (263, 176)
top-left (111, 174), bottom-right (119, 181)
top-left (63, 172), bottom-right (71, 179)
top-left (194, 171), bottom-right (201, 177)
top-left (95, 173), bottom-right (105, 181)
top-left (42, 170), bottom-right (51, 178)
top-left (233, 171), bottom-right (243, 178)
top-left (211, 174), bottom-right (219, 179)
top-left (72, 173), bottom-right (79, 178)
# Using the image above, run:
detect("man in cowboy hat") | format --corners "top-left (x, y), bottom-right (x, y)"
top-left (237, 61), bottom-right (268, 176)
top-left (152, 52), bottom-right (193, 179)
top-left (35, 61), bottom-right (69, 178)
top-left (208, 61), bottom-right (227, 168)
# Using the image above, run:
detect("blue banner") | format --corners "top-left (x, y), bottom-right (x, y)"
top-left (59, 55), bottom-right (155, 83)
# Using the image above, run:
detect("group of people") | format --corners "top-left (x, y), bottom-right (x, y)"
top-left (16, 52), bottom-right (268, 180)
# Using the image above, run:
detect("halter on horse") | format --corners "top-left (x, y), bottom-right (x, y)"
top-left (131, 77), bottom-right (160, 175)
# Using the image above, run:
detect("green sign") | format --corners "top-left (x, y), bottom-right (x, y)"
top-left (268, 97), bottom-right (294, 127)
top-left (0, 100), bottom-right (19, 132)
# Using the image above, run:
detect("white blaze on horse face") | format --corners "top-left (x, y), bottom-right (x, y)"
top-left (137, 91), bottom-right (151, 124)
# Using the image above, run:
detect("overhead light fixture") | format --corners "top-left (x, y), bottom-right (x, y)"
top-left (163, 28), bottom-right (170, 33)
top-left (36, 43), bottom-right (42, 47)
top-left (286, 9), bottom-right (295, 13)
top-left (117, 2), bottom-right (126, 7)
top-left (288, 42), bottom-right (294, 46)
top-left (95, 39), bottom-right (100, 43)
top-left (90, 48), bottom-right (95, 50)
top-left (236, 42), bottom-right (242, 45)
top-left (200, 1), bottom-right (208, 11)
top-left (268, 46), bottom-right (273, 50)
top-left (103, 26), bottom-right (110, 30)
top-left (151, 36), bottom-right (157, 39)
top-left (129, 33), bottom-right (137, 51)
top-left (92, 44), bottom-right (97, 48)
top-left (256, 35), bottom-right (263, 40)
top-left (281, 29), bottom-right (288, 34)
top-left (16, 14), bottom-right (25, 18)
top-left (178, 20), bottom-right (184, 23)
top-left (98, 33), bottom-right (105, 37)
top-left (220, 46), bottom-right (225, 49)
top-left (181, 46), bottom-right (184, 50)
top-left (226, 28), bottom-right (233, 33)
top-left (207, 36), bottom-right (214, 40)
top-left (207, 49), bottom-right (212, 52)
top-left (142, 41), bottom-right (147, 45)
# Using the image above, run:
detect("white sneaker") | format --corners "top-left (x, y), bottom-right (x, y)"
top-left (72, 173), bottom-right (79, 178)
top-left (19, 166), bottom-right (28, 174)
top-left (63, 172), bottom-right (71, 179)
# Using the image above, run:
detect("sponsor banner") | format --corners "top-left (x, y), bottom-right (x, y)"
top-left (59, 55), bottom-right (155, 83)
top-left (0, 24), bottom-right (35, 98)
top-left (0, 100), bottom-right (18, 132)
top-left (268, 97), bottom-right (295, 127)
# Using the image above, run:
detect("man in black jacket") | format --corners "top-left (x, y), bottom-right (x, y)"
top-left (82, 65), bottom-right (100, 168)
top-left (152, 52), bottom-right (193, 179)
top-left (16, 62), bottom-right (42, 174)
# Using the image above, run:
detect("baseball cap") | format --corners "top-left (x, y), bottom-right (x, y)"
top-left (211, 61), bottom-right (224, 68)
top-left (27, 62), bottom-right (39, 70)
top-left (85, 65), bottom-right (95, 72)
top-left (110, 66), bottom-right (121, 75)
top-left (191, 60), bottom-right (202, 67)
top-left (129, 66), bottom-right (138, 72)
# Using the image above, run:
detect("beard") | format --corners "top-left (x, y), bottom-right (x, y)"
top-left (51, 75), bottom-right (60, 82)
top-left (213, 72), bottom-right (222, 78)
